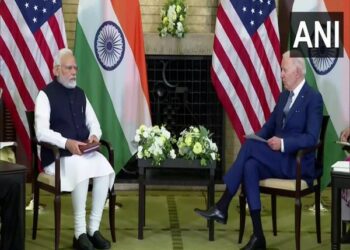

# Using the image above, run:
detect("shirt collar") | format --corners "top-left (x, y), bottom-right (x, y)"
top-left (291, 79), bottom-right (305, 98)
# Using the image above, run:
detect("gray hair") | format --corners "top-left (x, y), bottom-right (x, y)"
top-left (53, 48), bottom-right (73, 68)
top-left (282, 50), bottom-right (306, 76)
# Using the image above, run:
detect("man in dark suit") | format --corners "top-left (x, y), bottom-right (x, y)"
top-left (194, 50), bottom-right (323, 250)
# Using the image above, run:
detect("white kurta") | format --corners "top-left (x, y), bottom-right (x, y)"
top-left (35, 90), bottom-right (115, 192)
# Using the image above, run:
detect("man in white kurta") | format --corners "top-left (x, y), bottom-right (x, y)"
top-left (35, 48), bottom-right (115, 250)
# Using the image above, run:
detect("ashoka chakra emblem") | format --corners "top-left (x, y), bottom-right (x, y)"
top-left (309, 47), bottom-right (338, 75)
top-left (94, 21), bottom-right (125, 71)
top-left (308, 25), bottom-right (339, 75)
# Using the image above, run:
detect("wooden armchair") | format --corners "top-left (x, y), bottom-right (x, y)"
top-left (238, 116), bottom-right (329, 250)
top-left (26, 111), bottom-right (116, 250)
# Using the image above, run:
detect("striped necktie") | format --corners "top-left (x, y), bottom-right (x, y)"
top-left (282, 91), bottom-right (294, 128)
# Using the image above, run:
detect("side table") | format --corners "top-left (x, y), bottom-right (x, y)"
top-left (331, 170), bottom-right (350, 250)
top-left (138, 159), bottom-right (216, 241)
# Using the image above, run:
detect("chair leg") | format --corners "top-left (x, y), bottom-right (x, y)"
top-left (54, 195), bottom-right (61, 250)
top-left (295, 198), bottom-right (301, 250)
top-left (271, 195), bottom-right (277, 236)
top-left (315, 187), bottom-right (321, 243)
top-left (109, 190), bottom-right (116, 242)
top-left (32, 185), bottom-right (40, 240)
top-left (342, 221), bottom-right (348, 237)
top-left (238, 192), bottom-right (246, 243)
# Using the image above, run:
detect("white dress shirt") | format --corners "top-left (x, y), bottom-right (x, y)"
top-left (281, 80), bottom-right (305, 152)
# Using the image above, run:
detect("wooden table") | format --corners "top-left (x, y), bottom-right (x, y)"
top-left (138, 159), bottom-right (216, 241)
top-left (0, 160), bottom-right (27, 250)
top-left (331, 170), bottom-right (350, 250)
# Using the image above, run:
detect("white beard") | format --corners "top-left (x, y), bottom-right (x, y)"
top-left (57, 76), bottom-right (77, 89)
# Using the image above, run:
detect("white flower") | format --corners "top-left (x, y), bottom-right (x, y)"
top-left (161, 126), bottom-right (171, 139)
top-left (177, 22), bottom-right (184, 32)
top-left (134, 124), bottom-right (177, 165)
top-left (170, 149), bottom-right (176, 159)
top-left (209, 140), bottom-right (218, 151)
top-left (155, 136), bottom-right (164, 147)
top-left (142, 130), bottom-right (149, 138)
top-left (134, 134), bottom-right (141, 142)
top-left (158, 0), bottom-right (187, 38)
top-left (137, 146), bottom-right (143, 158)
top-left (176, 125), bottom-right (219, 166)
top-left (167, 4), bottom-right (177, 22)
top-left (160, 27), bottom-right (168, 37)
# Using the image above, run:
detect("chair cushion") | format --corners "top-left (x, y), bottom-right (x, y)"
top-left (38, 172), bottom-right (55, 187)
top-left (259, 178), bottom-right (309, 191)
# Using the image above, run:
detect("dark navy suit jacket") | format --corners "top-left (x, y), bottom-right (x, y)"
top-left (223, 82), bottom-right (323, 209)
top-left (256, 82), bottom-right (323, 185)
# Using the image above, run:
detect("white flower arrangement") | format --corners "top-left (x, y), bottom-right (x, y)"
top-left (134, 124), bottom-right (177, 166)
top-left (177, 126), bottom-right (220, 166)
top-left (158, 0), bottom-right (187, 38)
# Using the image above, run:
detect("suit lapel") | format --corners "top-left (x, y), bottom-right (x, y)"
top-left (285, 83), bottom-right (310, 124)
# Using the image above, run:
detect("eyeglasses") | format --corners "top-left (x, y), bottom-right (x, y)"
top-left (60, 65), bottom-right (78, 71)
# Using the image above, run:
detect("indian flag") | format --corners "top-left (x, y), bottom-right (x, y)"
top-left (74, 0), bottom-right (152, 172)
top-left (279, 0), bottom-right (350, 189)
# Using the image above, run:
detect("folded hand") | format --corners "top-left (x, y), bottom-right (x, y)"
top-left (267, 136), bottom-right (281, 151)
top-left (65, 139), bottom-right (86, 155)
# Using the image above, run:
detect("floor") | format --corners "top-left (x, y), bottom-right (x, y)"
top-left (24, 187), bottom-right (350, 250)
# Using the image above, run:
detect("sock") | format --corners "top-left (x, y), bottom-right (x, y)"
top-left (216, 187), bottom-right (234, 213)
top-left (71, 179), bottom-right (89, 239)
top-left (88, 175), bottom-right (110, 236)
top-left (250, 209), bottom-right (264, 239)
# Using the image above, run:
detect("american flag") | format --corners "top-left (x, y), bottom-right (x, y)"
top-left (0, 0), bottom-right (66, 157)
top-left (211, 0), bottom-right (281, 143)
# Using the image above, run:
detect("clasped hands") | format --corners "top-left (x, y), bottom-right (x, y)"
top-left (65, 135), bottom-right (99, 155)
top-left (267, 136), bottom-right (282, 151)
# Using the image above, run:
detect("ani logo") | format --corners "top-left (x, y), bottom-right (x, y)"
top-left (94, 21), bottom-right (125, 71)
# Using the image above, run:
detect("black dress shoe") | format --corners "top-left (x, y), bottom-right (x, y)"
top-left (88, 231), bottom-right (111, 249)
top-left (194, 206), bottom-right (228, 224)
top-left (241, 234), bottom-right (266, 250)
top-left (73, 233), bottom-right (94, 250)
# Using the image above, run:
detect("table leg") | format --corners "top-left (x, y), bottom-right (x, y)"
top-left (138, 182), bottom-right (145, 240)
top-left (331, 182), bottom-right (341, 250)
top-left (207, 181), bottom-right (215, 241)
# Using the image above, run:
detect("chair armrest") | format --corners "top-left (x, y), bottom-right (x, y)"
top-left (294, 142), bottom-right (321, 191)
top-left (36, 140), bottom-right (61, 160)
top-left (296, 142), bottom-right (320, 159)
top-left (34, 139), bottom-right (61, 191)
top-left (99, 139), bottom-right (114, 166)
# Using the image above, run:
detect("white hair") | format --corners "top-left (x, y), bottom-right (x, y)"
top-left (282, 50), bottom-right (306, 76)
top-left (53, 48), bottom-right (74, 68)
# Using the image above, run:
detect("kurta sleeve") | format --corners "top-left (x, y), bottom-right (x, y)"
top-left (85, 97), bottom-right (102, 140)
top-left (34, 91), bottom-right (67, 149)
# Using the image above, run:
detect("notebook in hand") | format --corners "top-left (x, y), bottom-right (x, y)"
top-left (79, 141), bottom-right (101, 154)
top-left (335, 141), bottom-right (350, 146)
